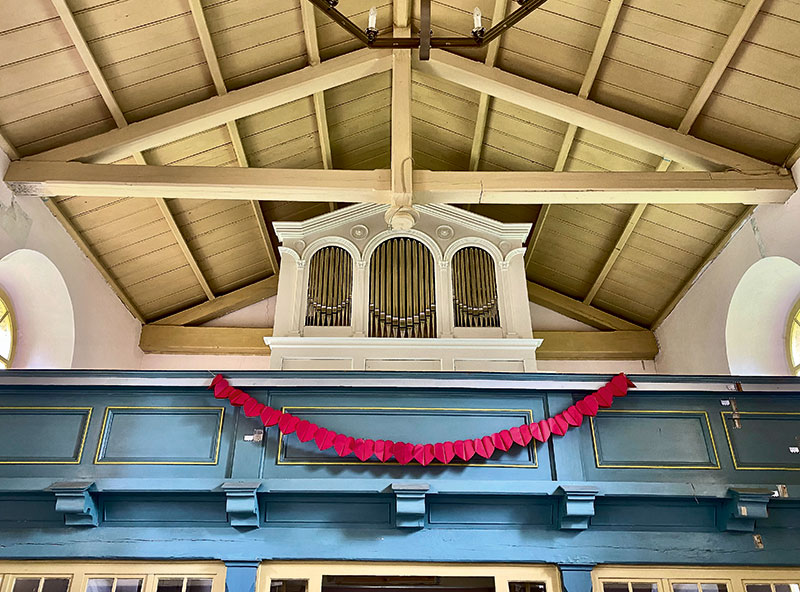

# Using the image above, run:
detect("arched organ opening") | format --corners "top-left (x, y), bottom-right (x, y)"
top-left (268, 204), bottom-right (542, 371)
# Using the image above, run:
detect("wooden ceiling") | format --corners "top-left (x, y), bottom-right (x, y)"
top-left (1, 0), bottom-right (799, 334)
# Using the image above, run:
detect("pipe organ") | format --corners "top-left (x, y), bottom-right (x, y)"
top-left (305, 246), bottom-right (352, 327)
top-left (270, 204), bottom-right (541, 371)
top-left (368, 237), bottom-right (436, 339)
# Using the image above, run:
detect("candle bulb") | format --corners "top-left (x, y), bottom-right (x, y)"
top-left (473, 7), bottom-right (482, 30)
top-left (368, 6), bottom-right (377, 29)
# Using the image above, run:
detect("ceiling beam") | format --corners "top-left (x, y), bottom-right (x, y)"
top-left (5, 161), bottom-right (392, 202)
top-left (27, 48), bottom-right (393, 164)
top-left (412, 169), bottom-right (795, 204)
top-left (524, 204), bottom-right (549, 271)
top-left (9, 163), bottom-right (793, 204)
top-left (51, 0), bottom-right (127, 128)
top-left (0, 130), bottom-right (20, 161)
top-left (528, 281), bottom-right (646, 332)
top-left (387, 26), bottom-right (414, 226)
top-left (416, 50), bottom-right (778, 172)
top-left (468, 0), bottom-right (508, 171)
top-left (140, 325), bottom-right (272, 355)
top-left (151, 276), bottom-right (279, 326)
top-left (678, 0), bottom-right (765, 134)
top-left (42, 197), bottom-right (145, 323)
top-left (534, 330), bottom-right (658, 360)
top-left (583, 203), bottom-right (646, 305)
top-left (651, 205), bottom-right (756, 331)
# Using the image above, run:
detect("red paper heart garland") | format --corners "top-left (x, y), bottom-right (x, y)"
top-left (209, 373), bottom-right (635, 465)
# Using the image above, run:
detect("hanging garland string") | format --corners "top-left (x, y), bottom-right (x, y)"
top-left (208, 373), bottom-right (635, 465)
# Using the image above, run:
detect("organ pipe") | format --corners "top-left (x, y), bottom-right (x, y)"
top-left (368, 237), bottom-right (436, 338)
top-left (305, 246), bottom-right (352, 327)
top-left (451, 246), bottom-right (499, 328)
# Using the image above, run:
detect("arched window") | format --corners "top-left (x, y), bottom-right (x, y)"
top-left (368, 237), bottom-right (436, 338)
top-left (305, 246), bottom-right (352, 327)
top-left (451, 246), bottom-right (500, 328)
top-left (788, 297), bottom-right (800, 376)
top-left (0, 288), bottom-right (15, 369)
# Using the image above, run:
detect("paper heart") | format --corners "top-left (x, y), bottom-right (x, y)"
top-left (230, 390), bottom-right (250, 406)
top-left (611, 373), bottom-right (632, 395)
top-left (509, 426), bottom-right (525, 447)
top-left (353, 438), bottom-right (375, 461)
top-left (576, 395), bottom-right (599, 417)
top-left (474, 435), bottom-right (495, 459)
top-left (243, 398), bottom-right (264, 418)
top-left (314, 427), bottom-right (336, 450)
top-left (278, 413), bottom-right (300, 434)
top-left (596, 385), bottom-right (615, 407)
top-left (394, 442), bottom-right (414, 465)
top-left (214, 383), bottom-right (233, 399)
top-left (434, 441), bottom-right (455, 464)
top-left (414, 443), bottom-right (435, 466)
top-left (454, 439), bottom-right (475, 461)
top-left (492, 430), bottom-right (513, 452)
top-left (375, 440), bottom-right (394, 462)
top-left (260, 406), bottom-right (282, 427)
top-left (529, 421), bottom-right (544, 442)
top-left (538, 419), bottom-right (552, 442)
top-left (295, 420), bottom-right (318, 442)
top-left (563, 406), bottom-right (583, 427)
top-left (548, 415), bottom-right (568, 436)
top-left (334, 434), bottom-right (354, 457)
top-left (209, 374), bottom-right (226, 388)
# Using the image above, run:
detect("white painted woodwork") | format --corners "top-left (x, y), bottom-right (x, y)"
top-left (417, 50), bottom-right (777, 172)
top-left (28, 49), bottom-right (393, 164)
top-left (8, 162), bottom-right (794, 205)
top-left (269, 202), bottom-right (537, 370)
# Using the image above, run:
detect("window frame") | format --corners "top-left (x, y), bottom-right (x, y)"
top-left (593, 566), bottom-right (800, 592)
top-left (257, 562), bottom-right (561, 592)
top-left (0, 286), bottom-right (16, 369)
top-left (786, 296), bottom-right (800, 376)
top-left (0, 562), bottom-right (225, 592)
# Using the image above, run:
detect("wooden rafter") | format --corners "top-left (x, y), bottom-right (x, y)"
top-left (188, 0), bottom-right (281, 275)
top-left (300, 0), bottom-right (334, 172)
top-left (389, 26), bottom-right (414, 219)
top-left (0, 130), bottom-right (20, 161)
top-left (151, 276), bottom-right (279, 326)
top-left (8, 162), bottom-right (795, 204)
top-left (51, 0), bottom-right (127, 128)
top-left (523, 204), bottom-right (549, 271)
top-left (140, 325), bottom-right (272, 355)
top-left (583, 203), bottom-right (646, 305)
top-left (651, 206), bottom-right (756, 331)
top-left (27, 49), bottom-right (393, 164)
top-left (534, 330), bottom-right (658, 360)
top-left (678, 0), bottom-right (766, 135)
top-left (42, 197), bottom-right (145, 323)
top-left (528, 282), bottom-right (645, 331)
top-left (468, 0), bottom-right (508, 171)
top-left (416, 50), bottom-right (777, 172)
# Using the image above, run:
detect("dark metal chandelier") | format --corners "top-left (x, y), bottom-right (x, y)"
top-left (306, 0), bottom-right (550, 60)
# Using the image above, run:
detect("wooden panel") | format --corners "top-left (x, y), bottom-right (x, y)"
top-left (139, 325), bottom-right (271, 355)
top-left (75, 0), bottom-right (216, 122)
top-left (722, 412), bottom-right (800, 470)
top-left (0, 408), bottom-right (91, 464)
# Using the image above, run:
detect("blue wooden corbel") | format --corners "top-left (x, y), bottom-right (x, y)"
top-left (556, 485), bottom-right (599, 530)
top-left (717, 488), bottom-right (772, 532)
top-left (391, 483), bottom-right (430, 529)
top-left (222, 481), bottom-right (261, 528)
top-left (49, 481), bottom-right (98, 527)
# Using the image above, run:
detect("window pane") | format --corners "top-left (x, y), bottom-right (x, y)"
top-left (791, 321), bottom-right (800, 366)
top-left (157, 580), bottom-right (184, 592)
top-left (509, 582), bottom-right (547, 592)
top-left (603, 585), bottom-right (630, 592)
top-left (271, 581), bottom-right (307, 592)
top-left (87, 580), bottom-right (113, 592)
top-left (116, 580), bottom-right (143, 592)
top-left (672, 585), bottom-right (698, 592)
top-left (42, 580), bottom-right (70, 592)
top-left (14, 579), bottom-right (41, 592)
top-left (774, 585), bottom-right (800, 592)
top-left (186, 580), bottom-right (212, 592)
top-left (632, 585), bottom-right (659, 592)
top-left (746, 586), bottom-right (771, 592)
top-left (0, 312), bottom-right (11, 360)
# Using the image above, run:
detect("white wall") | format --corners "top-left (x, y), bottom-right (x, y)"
top-left (0, 151), bottom-right (143, 369)
top-left (655, 163), bottom-right (800, 375)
